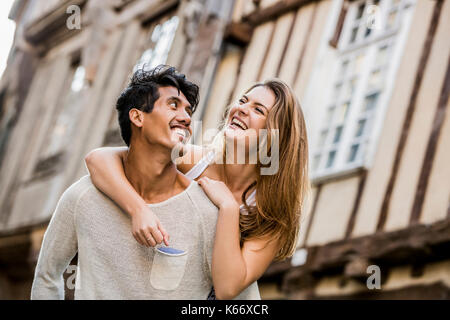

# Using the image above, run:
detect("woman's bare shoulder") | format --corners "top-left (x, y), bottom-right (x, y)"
top-left (176, 144), bottom-right (212, 173)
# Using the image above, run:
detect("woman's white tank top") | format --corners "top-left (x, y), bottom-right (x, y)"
top-left (184, 151), bottom-right (256, 215)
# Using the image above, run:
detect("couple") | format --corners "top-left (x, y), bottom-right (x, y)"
top-left (31, 64), bottom-right (309, 300)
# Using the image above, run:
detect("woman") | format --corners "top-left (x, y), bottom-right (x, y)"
top-left (85, 79), bottom-right (310, 299)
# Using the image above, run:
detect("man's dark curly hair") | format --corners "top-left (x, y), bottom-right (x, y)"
top-left (116, 65), bottom-right (199, 146)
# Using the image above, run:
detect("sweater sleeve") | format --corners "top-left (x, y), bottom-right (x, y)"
top-left (31, 181), bottom-right (80, 300)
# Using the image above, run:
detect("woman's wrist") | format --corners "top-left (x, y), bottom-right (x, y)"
top-left (219, 200), bottom-right (239, 212)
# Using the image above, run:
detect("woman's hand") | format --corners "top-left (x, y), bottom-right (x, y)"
top-left (197, 177), bottom-right (239, 210)
top-left (85, 147), bottom-right (169, 247)
top-left (131, 205), bottom-right (170, 247)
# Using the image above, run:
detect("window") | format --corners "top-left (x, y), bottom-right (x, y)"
top-left (133, 16), bottom-right (179, 72)
top-left (30, 58), bottom-right (88, 179)
top-left (355, 119), bottom-right (367, 137)
top-left (326, 150), bottom-right (337, 168)
top-left (347, 144), bottom-right (360, 162)
top-left (312, 0), bottom-right (413, 178)
top-left (39, 62), bottom-right (86, 160)
top-left (333, 126), bottom-right (344, 143)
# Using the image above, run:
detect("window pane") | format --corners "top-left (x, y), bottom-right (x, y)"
top-left (334, 83), bottom-right (342, 99)
top-left (313, 154), bottom-right (321, 171)
top-left (363, 92), bottom-right (380, 111)
top-left (70, 66), bottom-right (85, 92)
top-left (341, 60), bottom-right (349, 77)
top-left (134, 49), bottom-right (153, 72)
top-left (326, 150), bottom-right (336, 168)
top-left (349, 26), bottom-right (359, 44)
top-left (386, 10), bottom-right (398, 29)
top-left (348, 144), bottom-right (360, 162)
top-left (325, 106), bottom-right (335, 124)
top-left (134, 16), bottom-right (179, 72)
top-left (355, 119), bottom-right (367, 137)
top-left (151, 24), bottom-right (162, 42)
top-left (151, 17), bottom-right (179, 67)
top-left (343, 78), bottom-right (357, 100)
top-left (318, 130), bottom-right (329, 147)
top-left (333, 126), bottom-right (343, 143)
top-left (353, 53), bottom-right (365, 75)
top-left (337, 101), bottom-right (350, 123)
top-left (375, 45), bottom-right (389, 66)
top-left (41, 66), bottom-right (85, 158)
top-left (356, 3), bottom-right (366, 19)
top-left (368, 69), bottom-right (382, 90)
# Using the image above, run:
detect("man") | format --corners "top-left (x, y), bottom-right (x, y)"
top-left (31, 65), bottom-right (218, 299)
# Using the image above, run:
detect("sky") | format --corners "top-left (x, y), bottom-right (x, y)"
top-left (0, 0), bottom-right (17, 78)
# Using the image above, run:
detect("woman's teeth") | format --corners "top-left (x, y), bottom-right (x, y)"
top-left (231, 118), bottom-right (247, 130)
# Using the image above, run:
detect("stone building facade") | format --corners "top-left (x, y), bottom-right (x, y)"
top-left (0, 0), bottom-right (449, 299)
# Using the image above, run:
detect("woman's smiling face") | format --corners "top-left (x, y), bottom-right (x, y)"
top-left (225, 85), bottom-right (276, 139)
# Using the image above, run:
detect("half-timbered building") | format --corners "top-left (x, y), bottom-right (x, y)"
top-left (0, 0), bottom-right (448, 299)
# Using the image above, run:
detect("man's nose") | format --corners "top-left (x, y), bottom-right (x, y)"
top-left (175, 109), bottom-right (191, 126)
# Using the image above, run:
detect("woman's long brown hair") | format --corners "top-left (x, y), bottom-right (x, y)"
top-left (218, 79), bottom-right (310, 261)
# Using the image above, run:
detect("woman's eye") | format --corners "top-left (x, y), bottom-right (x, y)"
top-left (239, 99), bottom-right (246, 104)
top-left (256, 107), bottom-right (264, 115)
top-left (169, 102), bottom-right (177, 108)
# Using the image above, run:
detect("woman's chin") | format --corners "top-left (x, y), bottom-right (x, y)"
top-left (225, 127), bottom-right (257, 153)
top-left (225, 126), bottom-right (245, 139)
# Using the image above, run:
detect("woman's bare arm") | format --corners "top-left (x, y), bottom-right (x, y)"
top-left (85, 147), bottom-right (168, 247)
top-left (212, 205), bottom-right (278, 299)
top-left (197, 177), bottom-right (278, 299)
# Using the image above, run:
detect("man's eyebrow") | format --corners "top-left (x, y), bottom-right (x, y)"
top-left (243, 94), bottom-right (268, 111)
top-left (167, 96), bottom-right (182, 102)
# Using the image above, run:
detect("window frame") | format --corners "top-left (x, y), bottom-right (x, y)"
top-left (311, 0), bottom-right (416, 181)
top-left (132, 15), bottom-right (180, 73)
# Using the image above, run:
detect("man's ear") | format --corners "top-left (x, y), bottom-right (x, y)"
top-left (129, 108), bottom-right (144, 127)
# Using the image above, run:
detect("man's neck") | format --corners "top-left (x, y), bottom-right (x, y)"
top-left (124, 141), bottom-right (179, 203)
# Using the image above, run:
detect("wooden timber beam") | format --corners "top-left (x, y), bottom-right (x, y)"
top-left (242, 0), bottom-right (319, 26)
top-left (329, 0), bottom-right (349, 48)
top-left (262, 218), bottom-right (450, 289)
top-left (223, 0), bottom-right (321, 46)
top-left (223, 21), bottom-right (253, 47)
top-left (0, 233), bottom-right (34, 280)
top-left (309, 281), bottom-right (450, 300)
top-left (24, 0), bottom-right (87, 46)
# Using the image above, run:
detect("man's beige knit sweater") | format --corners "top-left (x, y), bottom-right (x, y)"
top-left (31, 176), bottom-right (260, 300)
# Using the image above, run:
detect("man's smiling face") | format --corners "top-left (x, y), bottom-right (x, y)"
top-left (135, 86), bottom-right (193, 150)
